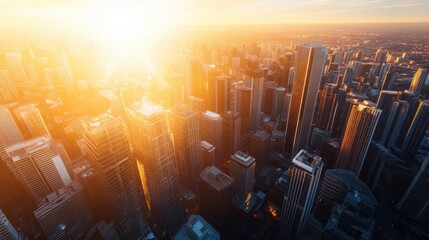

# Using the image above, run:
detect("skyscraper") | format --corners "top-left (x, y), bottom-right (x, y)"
top-left (373, 91), bottom-right (398, 141)
top-left (169, 104), bottom-right (202, 191)
top-left (0, 70), bottom-right (18, 103)
top-left (222, 111), bottom-right (241, 158)
top-left (284, 42), bottom-right (327, 156)
top-left (277, 149), bottom-right (323, 240)
top-left (201, 141), bottom-right (216, 169)
top-left (0, 105), bottom-right (23, 145)
top-left (0, 209), bottom-right (21, 240)
top-left (14, 104), bottom-right (51, 139)
top-left (398, 100), bottom-right (429, 161)
top-left (230, 151), bottom-right (256, 200)
top-left (248, 70), bottom-right (265, 131)
top-left (173, 215), bottom-right (220, 240)
top-left (34, 182), bottom-right (95, 240)
top-left (336, 101), bottom-right (382, 176)
top-left (201, 111), bottom-right (223, 167)
top-left (308, 169), bottom-right (377, 239)
top-left (81, 114), bottom-right (149, 238)
top-left (125, 102), bottom-right (184, 236)
top-left (198, 166), bottom-right (233, 234)
top-left (250, 130), bottom-right (270, 169)
top-left (409, 68), bottom-right (428, 95)
top-left (5, 136), bottom-right (72, 202)
top-left (236, 85), bottom-right (252, 133)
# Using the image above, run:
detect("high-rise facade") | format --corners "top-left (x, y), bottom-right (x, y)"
top-left (284, 43), bottom-right (327, 156)
top-left (0, 105), bottom-right (23, 145)
top-left (373, 91), bottom-right (398, 141)
top-left (198, 166), bottom-right (233, 234)
top-left (222, 111), bottom-right (241, 158)
top-left (34, 182), bottom-right (95, 240)
top-left (5, 136), bottom-right (72, 202)
top-left (409, 68), bottom-right (428, 95)
top-left (336, 101), bottom-right (381, 176)
top-left (230, 151), bottom-right (256, 199)
top-left (201, 111), bottom-right (223, 167)
top-left (169, 104), bottom-right (202, 191)
top-left (0, 70), bottom-right (18, 103)
top-left (81, 114), bottom-right (149, 238)
top-left (14, 104), bottom-right (51, 139)
top-left (125, 102), bottom-right (184, 236)
top-left (277, 149), bottom-right (323, 240)
top-left (0, 209), bottom-right (21, 240)
top-left (398, 100), bottom-right (429, 161)
top-left (201, 141), bottom-right (216, 169)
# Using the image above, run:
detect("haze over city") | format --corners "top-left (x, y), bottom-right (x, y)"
top-left (0, 1), bottom-right (428, 240)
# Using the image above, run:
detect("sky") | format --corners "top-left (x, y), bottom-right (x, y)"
top-left (0, 0), bottom-right (428, 29)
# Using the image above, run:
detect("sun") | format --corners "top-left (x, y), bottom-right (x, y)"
top-left (86, 2), bottom-right (175, 69)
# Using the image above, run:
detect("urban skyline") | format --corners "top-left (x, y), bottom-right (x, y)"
top-left (1, 1), bottom-right (429, 240)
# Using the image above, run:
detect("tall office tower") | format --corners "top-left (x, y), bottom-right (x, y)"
top-left (0, 209), bottom-right (21, 240)
top-left (315, 83), bottom-right (344, 131)
top-left (125, 102), bottom-right (183, 236)
top-left (398, 100), bottom-right (429, 161)
top-left (0, 70), bottom-right (18, 102)
top-left (263, 81), bottom-right (277, 115)
top-left (374, 49), bottom-right (387, 64)
top-left (201, 141), bottom-right (216, 168)
top-left (14, 104), bottom-right (51, 139)
top-left (277, 149), bottom-right (323, 240)
top-left (287, 67), bottom-right (296, 92)
top-left (0, 105), bottom-right (23, 144)
top-left (230, 151), bottom-right (256, 200)
top-left (247, 70), bottom-right (265, 131)
top-left (409, 68), bottom-right (428, 95)
top-left (5, 136), bottom-right (72, 202)
top-left (380, 65), bottom-right (396, 91)
top-left (336, 101), bottom-right (381, 176)
top-left (206, 66), bottom-right (221, 110)
top-left (198, 166), bottom-right (233, 234)
top-left (3, 53), bottom-right (28, 85)
top-left (382, 100), bottom-right (410, 147)
top-left (308, 169), bottom-right (377, 239)
top-left (173, 215), bottom-right (220, 240)
top-left (284, 43), bottom-right (327, 157)
top-left (222, 111), bottom-right (241, 158)
top-left (373, 91), bottom-right (398, 141)
top-left (278, 92), bottom-right (292, 131)
top-left (368, 64), bottom-right (381, 84)
top-left (342, 66), bottom-right (354, 86)
top-left (268, 170), bottom-right (289, 212)
top-left (281, 53), bottom-right (293, 87)
top-left (310, 128), bottom-right (331, 152)
top-left (236, 85), bottom-right (252, 133)
top-left (397, 155), bottom-right (429, 229)
top-left (209, 76), bottom-right (230, 114)
top-left (186, 58), bottom-right (203, 98)
top-left (350, 61), bottom-right (363, 81)
top-left (250, 130), bottom-right (270, 169)
top-left (201, 111), bottom-right (223, 167)
top-left (186, 96), bottom-right (207, 114)
top-left (34, 182), bottom-right (95, 240)
top-left (81, 114), bottom-right (149, 238)
top-left (116, 81), bottom-right (145, 114)
top-left (271, 87), bottom-right (286, 120)
top-left (169, 104), bottom-right (202, 191)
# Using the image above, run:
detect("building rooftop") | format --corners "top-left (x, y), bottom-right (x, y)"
top-left (200, 166), bottom-right (233, 191)
top-left (171, 104), bottom-right (197, 118)
top-left (6, 136), bottom-right (51, 162)
top-left (173, 215), bottom-right (220, 240)
top-left (254, 130), bottom-right (270, 140)
top-left (129, 101), bottom-right (164, 117)
top-left (81, 114), bottom-right (123, 133)
top-left (201, 141), bottom-right (215, 151)
top-left (202, 111), bottom-right (221, 120)
top-left (34, 182), bottom-right (82, 218)
top-left (292, 149), bottom-right (323, 174)
top-left (231, 151), bottom-right (256, 168)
